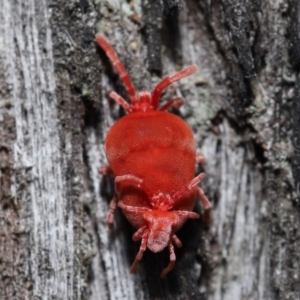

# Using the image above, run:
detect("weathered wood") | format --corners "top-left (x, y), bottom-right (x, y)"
top-left (0, 0), bottom-right (90, 298)
top-left (1, 0), bottom-right (299, 299)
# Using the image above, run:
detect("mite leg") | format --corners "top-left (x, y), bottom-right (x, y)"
top-left (99, 164), bottom-right (116, 230)
top-left (132, 226), bottom-right (147, 241)
top-left (98, 164), bottom-right (113, 175)
top-left (196, 187), bottom-right (211, 226)
top-left (130, 230), bottom-right (149, 273)
top-left (115, 174), bottom-right (151, 198)
top-left (118, 202), bottom-right (151, 213)
top-left (173, 173), bottom-right (206, 202)
top-left (195, 152), bottom-right (205, 164)
top-left (115, 175), bottom-right (143, 193)
top-left (161, 243), bottom-right (176, 278)
top-left (96, 34), bottom-right (137, 105)
top-left (189, 172), bottom-right (206, 187)
top-left (172, 234), bottom-right (182, 248)
top-left (151, 65), bottom-right (198, 108)
top-left (172, 172), bottom-right (210, 224)
top-left (176, 210), bottom-right (200, 220)
top-left (106, 196), bottom-right (118, 231)
top-left (108, 91), bottom-right (131, 113)
top-left (158, 98), bottom-right (184, 111)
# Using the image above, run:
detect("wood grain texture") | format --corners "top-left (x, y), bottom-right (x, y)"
top-left (0, 0), bottom-right (299, 299)
top-left (0, 0), bottom-right (90, 298)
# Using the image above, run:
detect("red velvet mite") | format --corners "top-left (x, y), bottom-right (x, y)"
top-left (96, 34), bottom-right (211, 278)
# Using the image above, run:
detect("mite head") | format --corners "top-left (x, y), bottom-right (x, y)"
top-left (141, 209), bottom-right (199, 252)
top-left (116, 179), bottom-right (202, 277)
top-left (143, 210), bottom-right (178, 252)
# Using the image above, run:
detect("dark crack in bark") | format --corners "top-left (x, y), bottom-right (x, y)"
top-left (142, 0), bottom-right (163, 74)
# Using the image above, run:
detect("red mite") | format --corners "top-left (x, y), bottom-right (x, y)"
top-left (96, 34), bottom-right (211, 278)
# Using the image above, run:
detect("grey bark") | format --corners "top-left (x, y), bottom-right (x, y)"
top-left (0, 0), bottom-right (299, 299)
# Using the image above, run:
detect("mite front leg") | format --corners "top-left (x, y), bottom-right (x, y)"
top-left (108, 91), bottom-right (131, 113)
top-left (95, 34), bottom-right (138, 105)
top-left (172, 234), bottom-right (182, 248)
top-left (196, 187), bottom-right (211, 226)
top-left (130, 230), bottom-right (149, 273)
top-left (151, 65), bottom-right (198, 108)
top-left (132, 226), bottom-right (147, 241)
top-left (161, 243), bottom-right (176, 278)
top-left (158, 98), bottom-right (184, 111)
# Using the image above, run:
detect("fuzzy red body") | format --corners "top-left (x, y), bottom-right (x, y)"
top-left (96, 33), bottom-right (211, 278)
top-left (106, 111), bottom-right (197, 226)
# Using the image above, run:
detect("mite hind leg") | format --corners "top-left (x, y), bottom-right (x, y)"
top-left (98, 163), bottom-right (116, 230)
top-left (105, 175), bottom-right (149, 230)
top-left (98, 163), bottom-right (113, 175)
top-left (118, 202), bottom-right (150, 214)
top-left (106, 196), bottom-right (118, 231)
top-left (195, 152), bottom-right (205, 164)
top-left (115, 174), bottom-right (150, 196)
top-left (173, 172), bottom-right (211, 225)
top-left (196, 187), bottom-right (211, 226)
top-left (115, 174), bottom-right (143, 192)
top-left (173, 173), bottom-right (206, 201)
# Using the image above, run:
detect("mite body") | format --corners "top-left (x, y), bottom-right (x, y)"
top-left (96, 34), bottom-right (211, 277)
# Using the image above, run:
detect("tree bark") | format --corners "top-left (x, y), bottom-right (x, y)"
top-left (0, 0), bottom-right (299, 299)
